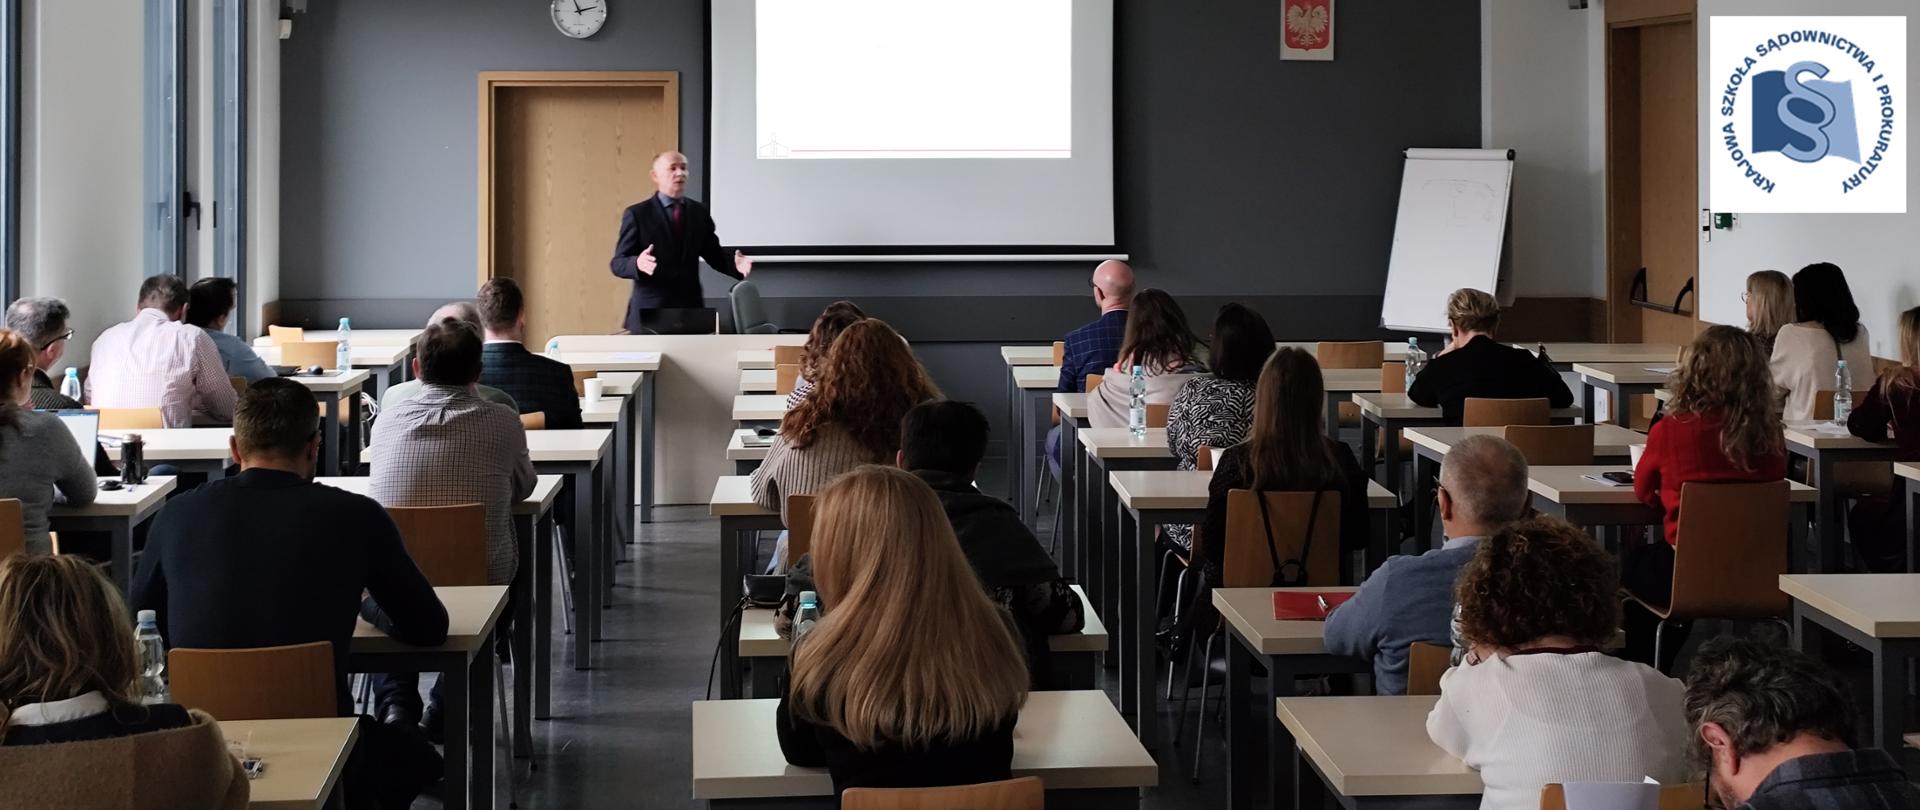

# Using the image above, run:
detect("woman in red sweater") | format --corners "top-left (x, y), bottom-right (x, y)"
top-left (1624, 326), bottom-right (1786, 667)
top-left (1845, 306), bottom-right (1920, 570)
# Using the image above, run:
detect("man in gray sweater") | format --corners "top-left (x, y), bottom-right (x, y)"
top-left (1324, 434), bottom-right (1530, 694)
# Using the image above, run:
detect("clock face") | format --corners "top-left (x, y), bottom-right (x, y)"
top-left (551, 0), bottom-right (608, 39)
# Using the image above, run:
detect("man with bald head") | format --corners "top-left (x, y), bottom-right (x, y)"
top-left (608, 150), bottom-right (755, 333)
top-left (376, 302), bottom-right (519, 413)
top-left (1046, 260), bottom-right (1135, 475)
top-left (1324, 434), bottom-right (1531, 694)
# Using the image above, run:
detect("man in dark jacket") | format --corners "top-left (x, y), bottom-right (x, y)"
top-left (898, 400), bottom-right (1084, 687)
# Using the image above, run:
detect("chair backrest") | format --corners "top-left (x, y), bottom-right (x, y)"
top-left (229, 376), bottom-right (249, 396)
top-left (1146, 402), bottom-right (1171, 428)
top-left (572, 369), bottom-right (596, 397)
top-left (1051, 341), bottom-right (1065, 367)
top-left (785, 494), bottom-right (817, 563)
top-left (1085, 373), bottom-right (1104, 392)
top-left (386, 504), bottom-right (490, 586)
top-left (1502, 424), bottom-right (1596, 467)
top-left (520, 411), bottom-right (547, 431)
top-left (841, 777), bottom-right (1045, 810)
top-left (281, 340), bottom-right (339, 369)
top-left (1381, 361), bottom-right (1406, 395)
top-left (97, 408), bottom-right (165, 431)
top-left (730, 280), bottom-right (776, 335)
top-left (1668, 480), bottom-right (1791, 619)
top-left (1195, 445), bottom-right (1217, 472)
top-left (1315, 341), bottom-right (1385, 370)
top-left (1221, 490), bottom-right (1342, 588)
top-left (1539, 783), bottom-right (1706, 810)
top-left (1462, 397), bottom-right (1551, 427)
top-left (1406, 641), bottom-right (1451, 696)
top-left (267, 325), bottom-right (305, 346)
top-left (775, 364), bottom-right (801, 396)
top-left (772, 345), bottom-right (804, 368)
top-left (0, 499), bottom-right (22, 560)
top-left (1811, 389), bottom-right (1873, 421)
top-left (168, 641), bottom-right (335, 721)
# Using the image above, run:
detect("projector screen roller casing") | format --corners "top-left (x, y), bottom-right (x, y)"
top-left (709, 0), bottom-right (1116, 251)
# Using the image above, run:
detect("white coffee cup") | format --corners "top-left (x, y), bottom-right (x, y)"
top-left (584, 378), bottom-right (604, 406)
top-left (1628, 444), bottom-right (1645, 469)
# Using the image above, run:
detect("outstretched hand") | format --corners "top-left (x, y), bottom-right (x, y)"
top-left (735, 250), bottom-right (754, 278)
top-left (635, 245), bottom-right (657, 276)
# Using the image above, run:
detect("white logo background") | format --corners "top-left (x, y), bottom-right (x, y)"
top-left (1709, 16), bottom-right (1906, 214)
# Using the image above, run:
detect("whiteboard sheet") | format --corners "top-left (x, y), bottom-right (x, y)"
top-left (1381, 148), bottom-right (1515, 333)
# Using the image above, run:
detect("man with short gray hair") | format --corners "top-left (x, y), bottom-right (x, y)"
top-left (375, 302), bottom-right (518, 413)
top-left (5, 296), bottom-right (80, 409)
top-left (1324, 434), bottom-right (1530, 694)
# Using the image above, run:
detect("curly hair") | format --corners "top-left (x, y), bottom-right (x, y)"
top-left (1453, 516), bottom-right (1618, 650)
top-left (780, 319), bottom-right (940, 459)
top-left (1683, 637), bottom-right (1856, 770)
top-left (1667, 325), bottom-right (1783, 470)
top-left (799, 301), bottom-right (866, 381)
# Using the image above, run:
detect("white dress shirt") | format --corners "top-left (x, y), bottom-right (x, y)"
top-left (86, 308), bottom-right (238, 428)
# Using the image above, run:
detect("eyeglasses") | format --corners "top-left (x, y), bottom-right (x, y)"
top-left (1740, 291), bottom-right (1751, 302)
top-left (38, 329), bottom-right (73, 350)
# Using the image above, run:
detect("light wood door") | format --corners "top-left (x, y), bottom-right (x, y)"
top-left (1606, 9), bottom-right (1699, 346)
top-left (482, 72), bottom-right (677, 345)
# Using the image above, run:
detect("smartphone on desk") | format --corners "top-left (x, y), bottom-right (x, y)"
top-left (1600, 471), bottom-right (1634, 485)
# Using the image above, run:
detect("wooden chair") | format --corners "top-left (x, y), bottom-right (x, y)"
top-left (1147, 402), bottom-right (1171, 428)
top-left (775, 364), bottom-right (801, 396)
top-left (842, 776), bottom-right (1044, 810)
top-left (386, 504), bottom-right (490, 587)
top-left (1051, 341), bottom-right (1065, 366)
top-left (0, 499), bottom-right (23, 560)
top-left (280, 340), bottom-right (339, 369)
top-left (1462, 397), bottom-right (1551, 428)
top-left (772, 344), bottom-right (803, 369)
top-left (784, 494), bottom-right (817, 564)
top-left (1195, 445), bottom-right (1218, 472)
top-left (1381, 361), bottom-right (1406, 395)
top-left (267, 325), bottom-right (305, 346)
top-left (1811, 389), bottom-right (1873, 421)
top-left (1085, 373), bottom-right (1103, 392)
top-left (572, 370), bottom-right (597, 397)
top-left (1318, 341), bottom-right (1385, 428)
top-left (97, 408), bottom-right (164, 431)
top-left (1540, 783), bottom-right (1705, 810)
top-left (520, 412), bottom-right (547, 431)
top-left (229, 376), bottom-right (248, 396)
top-left (168, 641), bottom-right (335, 720)
top-left (1406, 641), bottom-right (1451, 696)
top-left (1502, 424), bottom-right (1596, 467)
top-left (1622, 480), bottom-right (1791, 674)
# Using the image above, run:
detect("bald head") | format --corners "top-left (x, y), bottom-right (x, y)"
top-left (651, 151), bottom-right (689, 199)
top-left (427, 301), bottom-right (483, 330)
top-left (1437, 434), bottom-right (1530, 535)
top-left (1091, 260), bottom-right (1135, 313)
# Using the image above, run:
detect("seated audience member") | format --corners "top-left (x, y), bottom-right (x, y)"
top-left (1046, 260), bottom-right (1133, 476)
top-left (1407, 288), bottom-right (1573, 425)
top-left (369, 318), bottom-right (533, 733)
top-left (898, 400), bottom-right (1084, 687)
top-left (1163, 303), bottom-right (1272, 552)
top-left (132, 377), bottom-right (448, 809)
top-left (1325, 435), bottom-right (1528, 695)
top-left (1744, 270), bottom-right (1795, 356)
top-left (1628, 326), bottom-right (1786, 664)
top-left (1087, 287), bottom-right (1205, 428)
top-left (777, 466), bottom-right (1028, 795)
top-left (0, 331), bottom-right (96, 554)
top-left (751, 318), bottom-right (939, 528)
top-left (787, 300), bottom-right (865, 408)
top-left (475, 278), bottom-right (582, 429)
top-left (1685, 638), bottom-right (1920, 809)
top-left (1772, 262), bottom-right (1874, 421)
top-left (376, 302), bottom-right (517, 413)
top-left (184, 278), bottom-right (274, 384)
top-left (1846, 306), bottom-right (1920, 570)
top-left (4, 297), bottom-right (81, 409)
top-left (1427, 517), bottom-right (1690, 810)
top-left (87, 274), bottom-right (238, 427)
top-left (0, 555), bottom-right (247, 809)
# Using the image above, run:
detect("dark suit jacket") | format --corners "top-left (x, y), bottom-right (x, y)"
top-left (1406, 335), bottom-right (1574, 425)
top-left (609, 195), bottom-right (741, 332)
top-left (480, 342), bottom-right (583, 430)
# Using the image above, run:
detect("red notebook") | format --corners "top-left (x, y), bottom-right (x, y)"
top-left (1273, 591), bottom-right (1354, 620)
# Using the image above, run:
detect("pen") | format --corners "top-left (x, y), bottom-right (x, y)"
top-left (1316, 595), bottom-right (1330, 614)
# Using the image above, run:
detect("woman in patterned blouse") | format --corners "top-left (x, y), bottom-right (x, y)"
top-left (1162, 303), bottom-right (1273, 551)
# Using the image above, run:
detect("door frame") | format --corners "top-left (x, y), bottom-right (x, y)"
top-left (476, 70), bottom-right (679, 285)
top-left (1603, 0), bottom-right (1696, 344)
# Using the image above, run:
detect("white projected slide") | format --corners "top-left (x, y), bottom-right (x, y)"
top-left (755, 0), bottom-right (1071, 160)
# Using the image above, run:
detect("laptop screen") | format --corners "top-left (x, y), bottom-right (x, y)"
top-left (51, 410), bottom-right (100, 465)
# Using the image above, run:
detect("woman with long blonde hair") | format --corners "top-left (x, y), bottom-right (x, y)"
top-left (1743, 270), bottom-right (1794, 353)
top-left (777, 466), bottom-right (1028, 795)
top-left (1845, 306), bottom-right (1920, 569)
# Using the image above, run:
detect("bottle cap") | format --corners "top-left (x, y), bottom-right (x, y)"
top-left (137, 609), bottom-right (157, 625)
top-left (798, 590), bottom-right (818, 607)
top-left (1838, 360), bottom-right (1848, 367)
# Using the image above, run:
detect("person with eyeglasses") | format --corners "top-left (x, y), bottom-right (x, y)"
top-left (3, 297), bottom-right (80, 410)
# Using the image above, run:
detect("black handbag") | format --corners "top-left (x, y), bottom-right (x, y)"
top-left (1255, 489), bottom-right (1324, 588)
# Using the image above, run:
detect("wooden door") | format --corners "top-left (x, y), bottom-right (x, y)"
top-left (481, 72), bottom-right (678, 345)
top-left (1606, 5), bottom-right (1699, 346)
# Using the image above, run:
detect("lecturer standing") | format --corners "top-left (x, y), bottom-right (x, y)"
top-left (608, 150), bottom-right (755, 333)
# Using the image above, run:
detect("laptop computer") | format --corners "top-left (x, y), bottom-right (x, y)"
top-left (51, 409), bottom-right (100, 464)
top-left (638, 307), bottom-right (719, 336)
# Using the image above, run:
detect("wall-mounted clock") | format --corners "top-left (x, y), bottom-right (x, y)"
top-left (551, 0), bottom-right (607, 40)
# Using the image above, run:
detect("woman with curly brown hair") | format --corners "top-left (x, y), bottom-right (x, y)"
top-left (786, 300), bottom-right (867, 408)
top-left (1427, 517), bottom-right (1689, 810)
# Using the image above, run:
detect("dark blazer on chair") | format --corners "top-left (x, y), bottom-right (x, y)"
top-left (480, 342), bottom-right (584, 430)
top-left (608, 195), bottom-right (742, 333)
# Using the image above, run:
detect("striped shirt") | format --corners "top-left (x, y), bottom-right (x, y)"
top-left (86, 309), bottom-right (237, 428)
top-left (369, 384), bottom-right (536, 585)
top-left (1162, 375), bottom-right (1256, 550)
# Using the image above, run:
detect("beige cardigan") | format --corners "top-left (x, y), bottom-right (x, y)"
top-left (1088, 369), bottom-right (1205, 429)
top-left (1771, 322), bottom-right (1875, 421)
top-left (0, 708), bottom-right (249, 810)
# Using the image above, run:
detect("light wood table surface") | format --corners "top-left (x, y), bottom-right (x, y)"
top-left (1404, 425), bottom-right (1643, 545)
top-left (102, 428), bottom-right (234, 481)
top-left (738, 368), bottom-right (776, 393)
top-left (1000, 344), bottom-right (1056, 365)
top-left (1053, 392), bottom-right (1089, 421)
top-left (1784, 574), bottom-right (1920, 757)
top-left (736, 349), bottom-right (774, 369)
top-left (1527, 465), bottom-right (1816, 569)
top-left (254, 343), bottom-right (410, 368)
top-left (1572, 361), bottom-right (1675, 424)
top-left (1277, 696), bottom-right (1479, 807)
top-left (552, 350), bottom-right (661, 372)
top-left (1783, 422), bottom-right (1903, 573)
top-left (1352, 393), bottom-right (1585, 500)
top-left (50, 475), bottom-right (177, 592)
top-left (1523, 342), bottom-right (1679, 368)
top-left (732, 394), bottom-right (787, 422)
top-left (287, 370), bottom-right (371, 476)
top-left (253, 328), bottom-right (421, 348)
top-left (220, 717), bottom-right (359, 810)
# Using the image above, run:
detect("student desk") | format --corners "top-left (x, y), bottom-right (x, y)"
top-left (1321, 368), bottom-right (1384, 440)
top-left (727, 429), bottom-right (771, 475)
top-left (49, 475), bottom-right (177, 592)
top-left (1006, 363), bottom-right (1061, 524)
top-left (1211, 587), bottom-right (1370, 810)
top-left (319, 475), bottom-right (563, 754)
top-left (1526, 466), bottom-right (1816, 566)
top-left (580, 393), bottom-right (640, 542)
top-left (690, 690), bottom-right (1157, 808)
top-left (1783, 423), bottom-right (1904, 573)
top-left (738, 368), bottom-right (776, 393)
top-left (1572, 362), bottom-right (1674, 425)
top-left (254, 342), bottom-right (411, 400)
top-left (562, 353), bottom-right (660, 524)
top-left (710, 476), bottom-right (786, 697)
top-left (288, 369), bottom-right (371, 476)
top-left (1000, 344), bottom-right (1057, 366)
top-left (1352, 393), bottom-right (1584, 500)
top-left (1277, 696), bottom-right (1480, 810)
top-left (733, 394), bottom-right (788, 424)
top-left (1522, 342), bottom-right (1679, 371)
top-left (1279, 341), bottom-right (1412, 361)
top-left (1655, 387), bottom-right (1672, 403)
top-left (1053, 393), bottom-right (1091, 581)
top-left (1405, 425), bottom-right (1643, 547)
top-left (736, 349), bottom-right (774, 369)
top-left (527, 429), bottom-right (613, 669)
top-left (1900, 464), bottom-right (1920, 573)
top-left (1076, 427), bottom-right (1175, 682)
top-left (730, 585), bottom-right (1108, 699)
top-left (1782, 574), bottom-right (1920, 757)
top-left (253, 328), bottom-right (422, 349)
top-left (219, 717), bottom-right (359, 810)
top-left (350, 585), bottom-right (508, 810)
top-left (103, 428), bottom-right (234, 480)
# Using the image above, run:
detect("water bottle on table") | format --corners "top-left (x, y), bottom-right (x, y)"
top-left (335, 317), bottom-right (352, 372)
top-left (546, 338), bottom-right (562, 360)
top-left (793, 591), bottom-right (821, 646)
top-left (136, 610), bottom-right (170, 704)
top-left (1127, 365), bottom-right (1149, 438)
top-left (1832, 361), bottom-right (1853, 425)
top-left (60, 367), bottom-right (82, 402)
top-left (1403, 338), bottom-right (1427, 391)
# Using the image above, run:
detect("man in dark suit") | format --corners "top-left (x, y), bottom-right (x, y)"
top-left (476, 278), bottom-right (583, 430)
top-left (608, 150), bottom-right (755, 332)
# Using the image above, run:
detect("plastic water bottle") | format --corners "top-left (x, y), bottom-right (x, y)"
top-left (1833, 361), bottom-right (1853, 425)
top-left (1403, 338), bottom-right (1428, 391)
top-left (334, 317), bottom-right (352, 372)
top-left (59, 367), bottom-right (82, 402)
top-left (546, 338), bottom-right (562, 360)
top-left (136, 610), bottom-right (169, 705)
top-left (793, 591), bottom-right (821, 645)
top-left (1127, 365), bottom-right (1148, 439)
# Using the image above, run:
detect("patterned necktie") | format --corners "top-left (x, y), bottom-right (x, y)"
top-left (671, 200), bottom-right (685, 239)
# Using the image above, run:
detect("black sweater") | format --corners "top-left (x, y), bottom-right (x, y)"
top-left (131, 468), bottom-right (449, 715)
top-left (1406, 335), bottom-right (1574, 425)
top-left (776, 696), bottom-right (1016, 796)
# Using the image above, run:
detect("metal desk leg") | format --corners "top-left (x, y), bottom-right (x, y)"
top-left (719, 517), bottom-right (743, 697)
top-left (1124, 507), bottom-right (1158, 744)
top-left (510, 514), bottom-right (534, 758)
top-left (1225, 636), bottom-right (1255, 810)
top-left (1005, 374), bottom-right (1023, 516)
top-left (1059, 420), bottom-right (1078, 575)
top-left (1907, 478), bottom-right (1918, 574)
top-left (571, 473), bottom-right (599, 670)
top-left (1582, 380), bottom-right (1597, 424)
top-left (534, 515), bottom-right (554, 719)
top-left (442, 659), bottom-right (471, 810)
top-left (639, 373), bottom-right (656, 524)
top-left (1873, 640), bottom-right (1914, 756)
top-left (1412, 451), bottom-right (1440, 549)
top-left (468, 646), bottom-right (496, 810)
top-left (1323, 391), bottom-right (1340, 440)
top-left (319, 392), bottom-right (341, 478)
top-left (1814, 451), bottom-right (1843, 572)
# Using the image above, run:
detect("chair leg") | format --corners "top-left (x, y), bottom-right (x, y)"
top-left (1164, 569), bottom-right (1192, 701)
top-left (1653, 619), bottom-right (1669, 675)
top-left (1192, 630), bottom-right (1220, 783)
top-left (1030, 462), bottom-right (1050, 526)
top-left (1049, 482), bottom-right (1065, 559)
top-left (1172, 623), bottom-right (1204, 748)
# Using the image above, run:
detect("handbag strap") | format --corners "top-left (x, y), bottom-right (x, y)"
top-left (1255, 488), bottom-right (1325, 586)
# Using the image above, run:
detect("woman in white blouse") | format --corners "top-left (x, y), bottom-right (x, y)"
top-left (1771, 263), bottom-right (1873, 422)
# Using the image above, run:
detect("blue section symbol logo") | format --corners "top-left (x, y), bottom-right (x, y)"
top-left (1752, 61), bottom-right (1861, 163)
